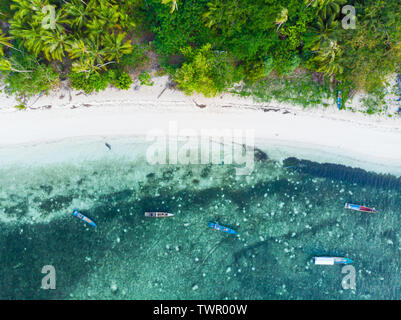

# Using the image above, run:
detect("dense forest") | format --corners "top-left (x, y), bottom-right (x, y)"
top-left (0, 0), bottom-right (400, 111)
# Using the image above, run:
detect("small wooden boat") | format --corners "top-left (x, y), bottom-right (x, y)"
top-left (313, 257), bottom-right (353, 265)
top-left (337, 90), bottom-right (342, 109)
top-left (345, 203), bottom-right (377, 213)
top-left (208, 222), bottom-right (238, 235)
top-left (144, 212), bottom-right (174, 217)
top-left (72, 210), bottom-right (97, 227)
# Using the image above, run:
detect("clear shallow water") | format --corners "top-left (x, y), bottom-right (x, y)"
top-left (1, 139), bottom-right (401, 299)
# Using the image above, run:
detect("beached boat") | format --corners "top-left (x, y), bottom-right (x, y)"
top-left (337, 90), bottom-right (342, 109)
top-left (345, 203), bottom-right (377, 213)
top-left (145, 212), bottom-right (174, 217)
top-left (208, 222), bottom-right (238, 235)
top-left (313, 257), bottom-right (353, 265)
top-left (72, 210), bottom-right (97, 227)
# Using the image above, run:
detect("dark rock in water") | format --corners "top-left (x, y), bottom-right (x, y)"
top-left (146, 172), bottom-right (155, 178)
top-left (162, 170), bottom-right (174, 181)
top-left (39, 195), bottom-right (73, 212)
top-left (39, 185), bottom-right (53, 194)
top-left (283, 157), bottom-right (301, 168)
top-left (254, 148), bottom-right (268, 161)
top-left (192, 179), bottom-right (200, 184)
top-left (380, 229), bottom-right (397, 243)
top-left (200, 166), bottom-right (211, 178)
top-left (99, 189), bottom-right (133, 203)
top-left (283, 157), bottom-right (401, 190)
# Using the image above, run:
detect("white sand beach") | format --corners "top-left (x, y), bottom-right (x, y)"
top-left (1, 75), bottom-right (401, 176)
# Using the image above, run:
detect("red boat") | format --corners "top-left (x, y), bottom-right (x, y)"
top-left (345, 203), bottom-right (377, 213)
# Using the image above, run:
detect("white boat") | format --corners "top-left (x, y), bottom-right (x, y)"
top-left (313, 257), bottom-right (353, 265)
top-left (144, 212), bottom-right (174, 217)
top-left (344, 203), bottom-right (377, 213)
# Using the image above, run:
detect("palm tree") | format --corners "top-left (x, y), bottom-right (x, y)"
top-left (304, 0), bottom-right (325, 8)
top-left (275, 8), bottom-right (288, 31)
top-left (318, 0), bottom-right (346, 21)
top-left (310, 15), bottom-right (340, 51)
top-left (0, 32), bottom-right (13, 56)
top-left (15, 26), bottom-right (46, 57)
top-left (85, 16), bottom-right (107, 41)
top-left (67, 38), bottom-right (108, 74)
top-left (10, 0), bottom-right (35, 22)
top-left (92, 1), bottom-right (126, 31)
top-left (312, 40), bottom-right (343, 76)
top-left (0, 57), bottom-right (33, 72)
top-left (203, 1), bottom-right (221, 29)
top-left (162, 0), bottom-right (178, 14)
top-left (64, 0), bottom-right (92, 29)
top-left (102, 32), bottom-right (132, 63)
top-left (41, 30), bottom-right (69, 61)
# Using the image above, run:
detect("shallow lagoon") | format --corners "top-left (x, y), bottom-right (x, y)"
top-left (1, 137), bottom-right (400, 299)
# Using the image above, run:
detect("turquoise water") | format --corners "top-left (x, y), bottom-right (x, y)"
top-left (1, 138), bottom-right (400, 299)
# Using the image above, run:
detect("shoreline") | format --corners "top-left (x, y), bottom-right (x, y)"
top-left (1, 75), bottom-right (401, 176)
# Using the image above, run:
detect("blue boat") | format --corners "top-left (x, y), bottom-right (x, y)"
top-left (72, 210), bottom-right (97, 227)
top-left (313, 257), bottom-right (353, 265)
top-left (208, 222), bottom-right (238, 235)
top-left (337, 90), bottom-right (342, 109)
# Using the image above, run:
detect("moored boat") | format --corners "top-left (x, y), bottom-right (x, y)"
top-left (72, 210), bottom-right (97, 227)
top-left (313, 257), bottom-right (353, 265)
top-left (145, 212), bottom-right (174, 217)
top-left (337, 90), bottom-right (342, 109)
top-left (208, 222), bottom-right (238, 235)
top-left (345, 203), bottom-right (377, 213)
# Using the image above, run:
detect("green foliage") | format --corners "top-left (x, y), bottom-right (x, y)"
top-left (272, 44), bottom-right (301, 76)
top-left (14, 103), bottom-right (26, 110)
top-left (120, 44), bottom-right (149, 70)
top-left (1, 52), bottom-right (59, 97)
top-left (174, 43), bottom-right (240, 97)
top-left (360, 88), bottom-right (388, 115)
top-left (113, 71), bottom-right (133, 90)
top-left (238, 72), bottom-right (334, 108)
top-left (143, 0), bottom-right (211, 56)
top-left (0, 0), bottom-right (399, 110)
top-left (70, 69), bottom-right (133, 92)
top-left (0, 31), bottom-right (13, 56)
top-left (0, 0), bottom-right (14, 18)
top-left (138, 71), bottom-right (154, 86)
top-left (70, 71), bottom-right (109, 93)
top-left (8, 0), bottom-right (135, 72)
top-left (338, 0), bottom-right (401, 93)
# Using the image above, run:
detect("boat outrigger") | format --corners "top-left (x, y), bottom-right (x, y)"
top-left (345, 203), bottom-right (377, 213)
top-left (208, 222), bottom-right (238, 235)
top-left (145, 212), bottom-right (174, 217)
top-left (72, 210), bottom-right (97, 227)
top-left (313, 257), bottom-right (353, 265)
